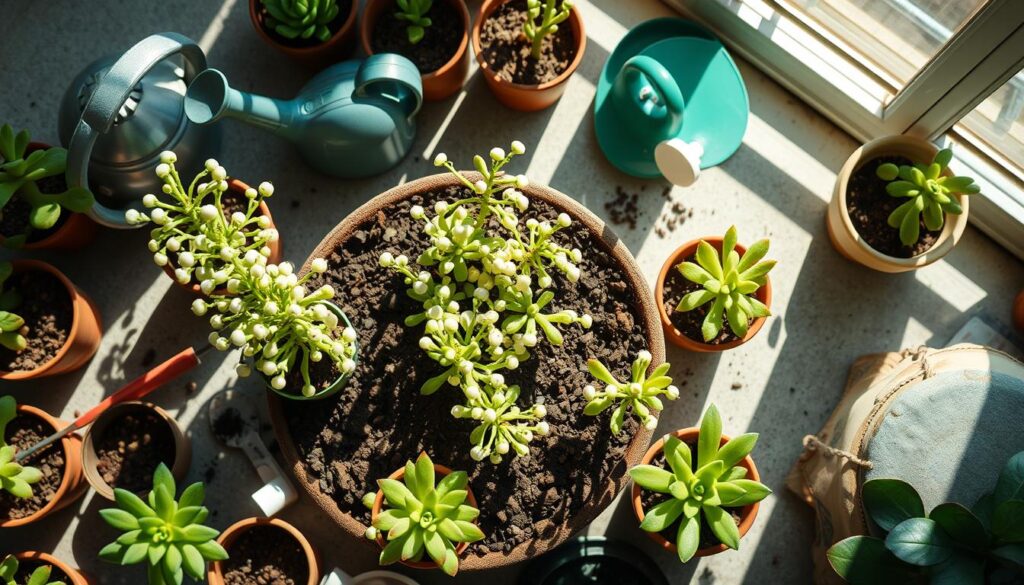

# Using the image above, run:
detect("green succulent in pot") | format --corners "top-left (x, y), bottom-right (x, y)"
top-left (261, 0), bottom-right (341, 42)
top-left (395, 0), bottom-right (432, 44)
top-left (0, 263), bottom-right (26, 352)
top-left (524, 0), bottom-right (574, 60)
top-left (0, 396), bottom-right (42, 500)
top-left (0, 555), bottom-right (62, 585)
top-left (582, 351), bottom-right (678, 435)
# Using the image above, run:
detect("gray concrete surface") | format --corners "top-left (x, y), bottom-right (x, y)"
top-left (1, 0), bottom-right (1022, 583)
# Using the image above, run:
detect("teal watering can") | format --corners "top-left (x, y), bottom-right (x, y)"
top-left (184, 54), bottom-right (422, 178)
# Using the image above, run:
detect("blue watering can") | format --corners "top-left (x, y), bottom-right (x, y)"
top-left (183, 54), bottom-right (423, 178)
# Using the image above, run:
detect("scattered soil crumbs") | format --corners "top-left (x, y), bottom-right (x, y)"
top-left (0, 270), bottom-right (72, 372)
top-left (660, 253), bottom-right (743, 346)
top-left (95, 410), bottom-right (176, 493)
top-left (222, 524), bottom-right (308, 585)
top-left (606, 185), bottom-right (692, 236)
top-left (371, 0), bottom-right (462, 73)
top-left (0, 412), bottom-right (64, 520)
top-left (478, 0), bottom-right (576, 85)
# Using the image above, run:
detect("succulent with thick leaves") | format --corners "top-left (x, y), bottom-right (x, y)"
top-left (363, 453), bottom-right (484, 576)
top-left (0, 555), bottom-right (62, 585)
top-left (0, 263), bottom-right (26, 352)
top-left (0, 396), bottom-right (42, 500)
top-left (98, 463), bottom-right (228, 585)
top-left (582, 351), bottom-right (678, 435)
top-left (261, 0), bottom-right (340, 42)
top-left (523, 0), bottom-right (573, 59)
top-left (876, 148), bottom-right (979, 246)
top-left (674, 226), bottom-right (773, 342)
top-left (629, 404), bottom-right (771, 563)
top-left (395, 0), bottom-right (432, 44)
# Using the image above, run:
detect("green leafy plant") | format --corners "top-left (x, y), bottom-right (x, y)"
top-left (582, 351), bottom-right (678, 435)
top-left (98, 463), bottom-right (228, 585)
top-left (0, 125), bottom-right (94, 247)
top-left (0, 555), bottom-right (63, 585)
top-left (260, 0), bottom-right (340, 42)
top-left (827, 451), bottom-right (1024, 585)
top-left (876, 148), bottom-right (979, 246)
top-left (381, 142), bottom-right (591, 462)
top-left (395, 0), bottom-right (432, 44)
top-left (362, 452), bottom-right (484, 576)
top-left (0, 396), bottom-right (42, 500)
top-left (523, 0), bottom-right (574, 60)
top-left (629, 404), bottom-right (771, 563)
top-left (0, 263), bottom-right (26, 352)
top-left (674, 226), bottom-right (773, 342)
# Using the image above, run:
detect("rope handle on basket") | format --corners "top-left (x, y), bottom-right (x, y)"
top-left (803, 435), bottom-right (873, 469)
top-left (905, 345), bottom-right (935, 379)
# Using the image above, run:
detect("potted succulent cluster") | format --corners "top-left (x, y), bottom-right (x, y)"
top-left (208, 517), bottom-right (319, 585)
top-left (250, 0), bottom-right (359, 66)
top-left (1, 553), bottom-right (90, 585)
top-left (827, 137), bottom-right (979, 273)
top-left (582, 351), bottom-right (679, 435)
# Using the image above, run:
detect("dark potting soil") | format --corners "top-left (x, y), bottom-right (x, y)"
top-left (478, 0), bottom-right (577, 85)
top-left (12, 560), bottom-right (70, 584)
top-left (258, 0), bottom-right (353, 48)
top-left (0, 412), bottom-right (64, 521)
top-left (660, 255), bottom-right (743, 346)
top-left (639, 447), bottom-right (742, 551)
top-left (212, 407), bottom-right (247, 442)
top-left (0, 175), bottom-right (71, 244)
top-left (222, 524), bottom-right (309, 585)
top-left (0, 271), bottom-right (72, 372)
top-left (371, 0), bottom-right (463, 74)
top-left (846, 155), bottom-right (941, 258)
top-left (94, 410), bottom-right (176, 493)
top-left (281, 187), bottom-right (650, 556)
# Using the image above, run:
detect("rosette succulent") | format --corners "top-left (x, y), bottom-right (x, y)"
top-left (261, 0), bottom-right (340, 42)
top-left (0, 555), bottom-right (62, 585)
top-left (582, 351), bottom-right (678, 435)
top-left (395, 0), bottom-right (432, 44)
top-left (524, 0), bottom-right (574, 59)
top-left (0, 396), bottom-right (42, 500)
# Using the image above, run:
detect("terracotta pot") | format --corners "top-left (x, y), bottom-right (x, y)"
top-left (1, 404), bottom-right (88, 528)
top-left (655, 237), bottom-right (772, 352)
top-left (0, 260), bottom-right (103, 381)
top-left (268, 171), bottom-right (665, 571)
top-left (160, 178), bottom-right (283, 296)
top-left (370, 459), bottom-right (478, 574)
top-left (472, 0), bottom-right (586, 111)
top-left (827, 135), bottom-right (969, 273)
top-left (631, 428), bottom-right (762, 558)
top-left (81, 401), bottom-right (191, 501)
top-left (360, 0), bottom-right (471, 101)
top-left (207, 517), bottom-right (320, 585)
top-left (0, 142), bottom-right (97, 251)
top-left (1014, 289), bottom-right (1024, 331)
top-left (11, 551), bottom-right (92, 585)
top-left (249, 0), bottom-right (358, 68)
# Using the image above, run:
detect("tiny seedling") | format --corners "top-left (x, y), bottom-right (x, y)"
top-left (876, 148), bottom-right (979, 246)
top-left (629, 404), bottom-right (771, 563)
top-left (395, 0), bottom-right (432, 44)
top-left (261, 0), bottom-right (340, 42)
top-left (0, 555), bottom-right (62, 585)
top-left (583, 351), bottom-right (678, 435)
top-left (0, 263), bottom-right (26, 352)
top-left (674, 226), bottom-right (774, 342)
top-left (0, 396), bottom-right (42, 500)
top-left (98, 463), bottom-right (228, 585)
top-left (363, 452), bottom-right (484, 576)
top-left (523, 0), bottom-right (573, 60)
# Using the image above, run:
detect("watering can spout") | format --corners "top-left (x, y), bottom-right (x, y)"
top-left (185, 68), bottom-right (296, 140)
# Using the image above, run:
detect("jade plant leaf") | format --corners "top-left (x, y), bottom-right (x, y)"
top-left (885, 517), bottom-right (954, 566)
top-left (995, 451), bottom-right (1024, 506)
top-left (928, 503), bottom-right (987, 546)
top-left (992, 500), bottom-right (1024, 543)
top-left (827, 536), bottom-right (915, 585)
top-left (930, 553), bottom-right (985, 585)
top-left (862, 478), bottom-right (925, 532)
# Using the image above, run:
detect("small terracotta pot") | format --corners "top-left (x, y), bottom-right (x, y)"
top-left (11, 551), bottom-right (92, 585)
top-left (1, 404), bottom-right (88, 528)
top-left (264, 301), bottom-right (359, 401)
top-left (249, 0), bottom-right (358, 68)
top-left (0, 260), bottom-right (103, 380)
top-left (361, 0), bottom-right (471, 101)
top-left (655, 237), bottom-right (772, 352)
top-left (0, 142), bottom-right (97, 251)
top-left (81, 401), bottom-right (191, 501)
top-left (207, 517), bottom-right (320, 585)
top-left (371, 460), bottom-right (478, 574)
top-left (1013, 290), bottom-right (1024, 331)
top-left (472, 0), bottom-right (586, 111)
top-left (160, 178), bottom-right (282, 296)
top-left (827, 135), bottom-right (969, 273)
top-left (631, 428), bottom-right (762, 558)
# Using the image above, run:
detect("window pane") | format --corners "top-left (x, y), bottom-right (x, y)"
top-left (786, 0), bottom-right (988, 90)
top-left (958, 71), bottom-right (1024, 180)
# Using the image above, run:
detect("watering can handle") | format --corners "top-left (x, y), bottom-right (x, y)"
top-left (67, 32), bottom-right (207, 229)
top-left (354, 53), bottom-right (423, 120)
top-left (620, 55), bottom-right (685, 123)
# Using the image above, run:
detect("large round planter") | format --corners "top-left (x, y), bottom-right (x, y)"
top-left (11, 551), bottom-right (92, 585)
top-left (472, 0), bottom-right (586, 111)
top-left (207, 517), bottom-right (320, 585)
top-left (249, 0), bottom-right (358, 68)
top-left (268, 172), bottom-right (665, 571)
top-left (827, 135), bottom-right (968, 273)
top-left (631, 428), bottom-right (762, 558)
top-left (360, 0), bottom-right (471, 101)
top-left (655, 237), bottom-right (772, 352)
top-left (0, 260), bottom-right (103, 381)
top-left (0, 404), bottom-right (88, 528)
top-left (81, 401), bottom-right (192, 501)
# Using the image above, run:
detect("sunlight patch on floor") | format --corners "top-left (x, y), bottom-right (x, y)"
top-left (199, 0), bottom-right (240, 55)
top-left (914, 261), bottom-right (988, 313)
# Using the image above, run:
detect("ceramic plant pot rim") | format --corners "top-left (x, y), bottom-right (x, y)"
top-left (265, 300), bottom-right (360, 401)
top-left (471, 0), bottom-right (586, 90)
top-left (829, 134), bottom-right (968, 272)
top-left (1, 405), bottom-right (86, 528)
top-left (207, 517), bottom-right (320, 585)
top-left (0, 259), bottom-right (102, 380)
top-left (81, 401), bottom-right (191, 501)
top-left (161, 178), bottom-right (282, 296)
top-left (249, 0), bottom-right (358, 60)
top-left (370, 459), bottom-right (479, 573)
top-left (360, 0), bottom-right (471, 101)
top-left (268, 171), bottom-right (665, 570)
top-left (631, 428), bottom-right (762, 558)
top-left (655, 237), bottom-right (772, 352)
top-left (12, 551), bottom-right (91, 585)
